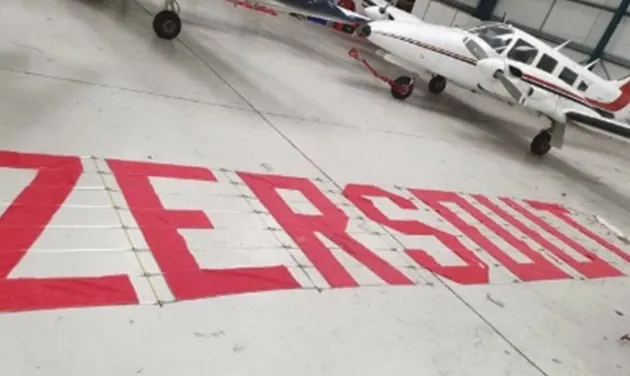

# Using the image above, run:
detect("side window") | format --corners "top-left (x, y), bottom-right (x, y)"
top-left (578, 80), bottom-right (589, 92)
top-left (536, 54), bottom-right (558, 73)
top-left (507, 39), bottom-right (538, 65)
top-left (559, 67), bottom-right (578, 86)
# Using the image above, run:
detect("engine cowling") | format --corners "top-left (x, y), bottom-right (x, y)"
top-left (475, 57), bottom-right (506, 81)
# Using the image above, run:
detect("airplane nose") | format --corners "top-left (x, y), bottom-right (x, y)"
top-left (354, 23), bottom-right (371, 38)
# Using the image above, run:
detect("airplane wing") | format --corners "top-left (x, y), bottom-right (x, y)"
top-left (564, 109), bottom-right (630, 139)
top-left (228, 0), bottom-right (371, 24)
top-left (336, 6), bottom-right (373, 23)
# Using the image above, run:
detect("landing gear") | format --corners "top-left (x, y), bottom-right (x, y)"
top-left (390, 74), bottom-right (446, 99)
top-left (391, 76), bottom-right (414, 100)
top-left (428, 75), bottom-right (447, 94)
top-left (530, 129), bottom-right (552, 156)
top-left (530, 120), bottom-right (565, 156)
top-left (153, 0), bottom-right (182, 40)
top-left (341, 24), bottom-right (356, 34)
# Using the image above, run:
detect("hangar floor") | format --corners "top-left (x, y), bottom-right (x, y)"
top-left (0, 0), bottom-right (629, 375)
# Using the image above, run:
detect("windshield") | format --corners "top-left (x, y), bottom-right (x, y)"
top-left (468, 24), bottom-right (515, 53)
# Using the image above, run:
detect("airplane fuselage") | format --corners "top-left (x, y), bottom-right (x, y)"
top-left (367, 21), bottom-right (478, 88)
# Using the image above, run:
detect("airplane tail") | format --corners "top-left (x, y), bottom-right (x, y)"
top-left (609, 75), bottom-right (630, 118)
top-left (614, 74), bottom-right (630, 94)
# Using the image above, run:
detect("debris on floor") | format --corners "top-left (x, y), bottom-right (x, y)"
top-left (485, 293), bottom-right (505, 308)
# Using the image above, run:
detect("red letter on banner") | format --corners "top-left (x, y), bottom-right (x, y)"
top-left (525, 199), bottom-right (630, 264)
top-left (498, 198), bottom-right (623, 278)
top-left (0, 151), bottom-right (137, 312)
top-left (409, 189), bottom-right (571, 282)
top-left (239, 173), bottom-right (413, 288)
top-left (343, 184), bottom-right (488, 284)
top-left (474, 196), bottom-right (622, 278)
top-left (108, 160), bottom-right (300, 301)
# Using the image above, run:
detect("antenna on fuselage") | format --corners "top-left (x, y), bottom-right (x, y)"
top-left (584, 58), bottom-right (600, 71)
top-left (500, 12), bottom-right (508, 23)
top-left (554, 39), bottom-right (571, 52)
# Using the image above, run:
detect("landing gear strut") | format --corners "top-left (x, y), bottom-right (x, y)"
top-left (153, 0), bottom-right (182, 40)
top-left (428, 75), bottom-right (447, 94)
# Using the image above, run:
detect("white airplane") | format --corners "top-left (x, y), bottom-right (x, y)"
top-left (151, 0), bottom-right (374, 40)
top-left (349, 19), bottom-right (630, 156)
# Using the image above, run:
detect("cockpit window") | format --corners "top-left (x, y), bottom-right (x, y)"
top-left (468, 23), bottom-right (515, 53)
top-left (507, 39), bottom-right (538, 65)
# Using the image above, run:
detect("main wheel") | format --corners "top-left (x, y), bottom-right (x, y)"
top-left (391, 76), bottom-right (414, 100)
top-left (530, 130), bottom-right (552, 156)
top-left (428, 75), bottom-right (446, 94)
top-left (341, 24), bottom-right (356, 33)
top-left (153, 10), bottom-right (182, 40)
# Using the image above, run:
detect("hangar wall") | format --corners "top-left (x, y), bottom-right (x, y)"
top-left (493, 0), bottom-right (629, 61)
top-left (404, 0), bottom-right (630, 80)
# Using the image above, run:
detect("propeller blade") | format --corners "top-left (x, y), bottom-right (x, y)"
top-left (465, 38), bottom-right (531, 104)
top-left (463, 37), bottom-right (489, 60)
top-left (495, 72), bottom-right (523, 102)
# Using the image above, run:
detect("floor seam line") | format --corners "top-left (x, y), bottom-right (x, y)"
top-left (0, 66), bottom-right (255, 112)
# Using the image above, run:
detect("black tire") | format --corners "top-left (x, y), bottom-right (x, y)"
top-left (153, 10), bottom-right (182, 40)
top-left (342, 24), bottom-right (356, 34)
top-left (428, 75), bottom-right (446, 94)
top-left (530, 130), bottom-right (552, 156)
top-left (391, 76), bottom-right (413, 100)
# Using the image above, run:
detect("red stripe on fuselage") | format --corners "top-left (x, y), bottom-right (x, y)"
top-left (517, 75), bottom-right (629, 113)
top-left (586, 87), bottom-right (630, 112)
top-left (521, 74), bottom-right (590, 106)
top-left (378, 32), bottom-right (476, 65)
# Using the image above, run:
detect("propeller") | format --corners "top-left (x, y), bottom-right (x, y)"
top-left (464, 37), bottom-right (527, 103)
top-left (496, 67), bottom-right (526, 103)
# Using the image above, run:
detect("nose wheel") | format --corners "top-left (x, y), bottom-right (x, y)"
top-left (390, 76), bottom-right (414, 100)
top-left (153, 1), bottom-right (182, 40)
